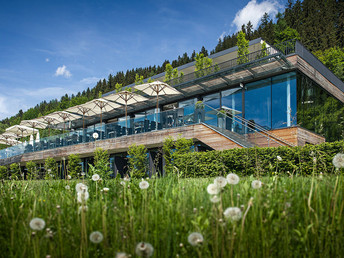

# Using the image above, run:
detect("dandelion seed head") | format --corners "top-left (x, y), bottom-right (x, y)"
top-left (78, 205), bottom-right (88, 214)
top-left (207, 183), bottom-right (220, 195)
top-left (120, 181), bottom-right (126, 186)
top-left (251, 180), bottom-right (262, 189)
top-left (77, 191), bottom-right (89, 203)
top-left (210, 195), bottom-right (220, 203)
top-left (332, 153), bottom-right (344, 168)
top-left (29, 218), bottom-right (46, 231)
top-left (224, 207), bottom-right (242, 221)
top-left (75, 183), bottom-right (88, 193)
top-left (139, 180), bottom-right (149, 190)
top-left (67, 175), bottom-right (71, 180)
top-left (81, 172), bottom-right (86, 176)
top-left (103, 187), bottom-right (109, 193)
top-left (226, 173), bottom-right (240, 185)
top-left (214, 176), bottom-right (227, 188)
top-left (115, 252), bottom-right (129, 258)
top-left (135, 242), bottom-right (154, 257)
top-left (89, 231), bottom-right (103, 244)
top-left (92, 174), bottom-right (100, 181)
top-left (188, 232), bottom-right (203, 246)
top-left (277, 156), bottom-right (282, 161)
top-left (65, 185), bottom-right (70, 190)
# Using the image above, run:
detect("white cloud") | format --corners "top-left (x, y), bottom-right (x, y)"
top-left (0, 96), bottom-right (9, 117)
top-left (45, 58), bottom-right (50, 62)
top-left (232, 0), bottom-right (281, 32)
top-left (219, 31), bottom-right (226, 41)
top-left (55, 65), bottom-right (72, 78)
top-left (80, 77), bottom-right (102, 85)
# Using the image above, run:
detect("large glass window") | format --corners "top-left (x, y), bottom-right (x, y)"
top-left (271, 73), bottom-right (297, 128)
top-left (245, 79), bottom-right (271, 130)
top-left (203, 93), bottom-right (220, 109)
top-left (222, 87), bottom-right (242, 132)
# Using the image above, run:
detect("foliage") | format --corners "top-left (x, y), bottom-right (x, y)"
top-left (115, 83), bottom-right (123, 93)
top-left (90, 148), bottom-right (111, 179)
top-left (0, 175), bottom-right (343, 257)
top-left (127, 144), bottom-right (148, 178)
top-left (0, 165), bottom-right (7, 179)
top-left (194, 53), bottom-right (218, 78)
top-left (134, 74), bottom-right (144, 85)
top-left (9, 163), bottom-right (21, 180)
top-left (314, 47), bottom-right (344, 82)
top-left (67, 154), bottom-right (82, 178)
top-left (162, 136), bottom-right (174, 174)
top-left (174, 141), bottom-right (344, 177)
top-left (237, 31), bottom-right (249, 64)
top-left (164, 63), bottom-right (184, 85)
top-left (275, 26), bottom-right (301, 44)
top-left (44, 157), bottom-right (58, 180)
top-left (26, 161), bottom-right (37, 180)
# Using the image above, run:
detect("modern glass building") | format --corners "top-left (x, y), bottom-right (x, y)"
top-left (0, 38), bottom-right (343, 176)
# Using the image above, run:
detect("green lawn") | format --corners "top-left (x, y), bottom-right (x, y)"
top-left (0, 174), bottom-right (343, 257)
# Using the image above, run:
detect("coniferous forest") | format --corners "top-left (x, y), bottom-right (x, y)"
top-left (0, 0), bottom-right (343, 133)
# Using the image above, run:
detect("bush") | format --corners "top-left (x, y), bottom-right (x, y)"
top-left (89, 148), bottom-right (111, 179)
top-left (127, 144), bottom-right (148, 178)
top-left (67, 154), bottom-right (82, 178)
top-left (173, 141), bottom-right (344, 177)
top-left (26, 161), bottom-right (37, 180)
top-left (0, 166), bottom-right (8, 179)
top-left (9, 163), bottom-right (21, 180)
top-left (44, 157), bottom-right (58, 180)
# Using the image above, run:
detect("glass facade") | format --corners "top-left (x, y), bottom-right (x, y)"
top-left (297, 73), bottom-right (344, 142)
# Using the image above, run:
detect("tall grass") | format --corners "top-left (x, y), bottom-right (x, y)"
top-left (0, 172), bottom-right (343, 257)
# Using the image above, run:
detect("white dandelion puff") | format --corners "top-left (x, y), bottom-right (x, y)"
top-left (224, 207), bottom-right (242, 221)
top-left (207, 183), bottom-right (220, 195)
top-left (210, 195), bottom-right (220, 203)
top-left (81, 172), bottom-right (86, 176)
top-left (115, 252), bottom-right (129, 258)
top-left (67, 175), bottom-right (71, 180)
top-left (89, 231), bottom-right (103, 243)
top-left (251, 180), bottom-right (262, 189)
top-left (103, 187), bottom-right (109, 193)
top-left (135, 242), bottom-right (154, 257)
top-left (92, 174), bottom-right (100, 181)
top-left (139, 180), bottom-right (149, 190)
top-left (78, 205), bottom-right (88, 214)
top-left (75, 183), bottom-right (88, 193)
top-left (120, 181), bottom-right (126, 186)
top-left (188, 232), bottom-right (204, 246)
top-left (77, 191), bottom-right (89, 203)
top-left (29, 218), bottom-right (46, 231)
top-left (214, 176), bottom-right (227, 188)
top-left (65, 185), bottom-right (70, 190)
top-left (277, 156), bottom-right (282, 161)
top-left (226, 173), bottom-right (240, 185)
top-left (332, 153), bottom-right (344, 168)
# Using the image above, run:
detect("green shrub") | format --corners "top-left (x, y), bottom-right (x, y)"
top-left (174, 141), bottom-right (344, 177)
top-left (67, 154), bottom-right (82, 178)
top-left (9, 163), bottom-right (21, 180)
top-left (26, 161), bottom-right (37, 180)
top-left (127, 144), bottom-right (148, 178)
top-left (44, 157), bottom-right (58, 180)
top-left (89, 148), bottom-right (111, 179)
top-left (0, 166), bottom-right (8, 179)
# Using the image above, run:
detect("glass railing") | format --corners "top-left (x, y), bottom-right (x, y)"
top-left (0, 105), bottom-right (196, 160)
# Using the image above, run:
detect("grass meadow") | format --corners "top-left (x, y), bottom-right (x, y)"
top-left (0, 171), bottom-right (343, 257)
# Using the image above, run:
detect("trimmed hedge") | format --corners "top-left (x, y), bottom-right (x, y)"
top-left (174, 141), bottom-right (344, 177)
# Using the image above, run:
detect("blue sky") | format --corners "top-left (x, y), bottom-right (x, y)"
top-left (0, 0), bottom-right (286, 120)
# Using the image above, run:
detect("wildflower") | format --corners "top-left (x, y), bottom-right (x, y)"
top-left (207, 183), bottom-right (220, 195)
top-left (123, 174), bottom-right (130, 181)
top-left (29, 218), bottom-right (46, 231)
top-left (115, 253), bottom-right (129, 258)
top-left (65, 185), bottom-right (70, 190)
top-left (277, 156), bottom-right (282, 161)
top-left (285, 202), bottom-right (291, 209)
top-left (139, 180), bottom-right (149, 190)
top-left (210, 195), bottom-right (220, 203)
top-left (313, 157), bottom-right (317, 163)
top-left (75, 183), bottom-right (88, 193)
top-left (332, 153), bottom-right (344, 168)
top-left (214, 176), bottom-right (227, 188)
top-left (226, 173), bottom-right (240, 185)
top-left (89, 231), bottom-right (103, 244)
top-left (67, 175), bottom-right (71, 180)
top-left (81, 172), bottom-right (86, 176)
top-left (135, 242), bottom-right (154, 257)
top-left (103, 187), bottom-right (109, 193)
top-left (251, 180), bottom-right (262, 189)
top-left (223, 207), bottom-right (242, 221)
top-left (187, 232), bottom-right (203, 246)
top-left (120, 181), bottom-right (126, 186)
top-left (92, 174), bottom-right (100, 181)
top-left (77, 191), bottom-right (89, 203)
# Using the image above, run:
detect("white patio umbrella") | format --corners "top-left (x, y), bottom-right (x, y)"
top-left (134, 81), bottom-right (180, 112)
top-left (36, 131), bottom-right (40, 143)
top-left (82, 98), bottom-right (121, 124)
top-left (6, 125), bottom-right (38, 141)
top-left (66, 105), bottom-right (98, 129)
top-left (0, 138), bottom-right (21, 146)
top-left (29, 134), bottom-right (34, 145)
top-left (104, 90), bottom-right (148, 131)
top-left (20, 119), bottom-right (47, 146)
top-left (35, 115), bottom-right (63, 136)
top-left (49, 111), bottom-right (81, 132)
